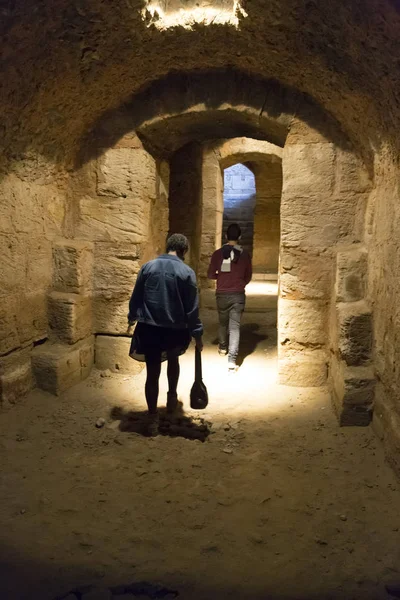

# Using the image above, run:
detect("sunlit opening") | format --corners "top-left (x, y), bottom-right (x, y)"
top-left (222, 162), bottom-right (256, 256)
top-left (142, 0), bottom-right (247, 30)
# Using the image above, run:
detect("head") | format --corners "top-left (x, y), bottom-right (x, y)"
top-left (226, 223), bottom-right (241, 243)
top-left (166, 233), bottom-right (189, 259)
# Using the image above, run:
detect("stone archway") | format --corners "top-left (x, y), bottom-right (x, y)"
top-left (19, 69), bottom-right (374, 428)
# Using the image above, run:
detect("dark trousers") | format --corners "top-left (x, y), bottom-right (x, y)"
top-left (145, 354), bottom-right (180, 414)
top-left (216, 293), bottom-right (245, 364)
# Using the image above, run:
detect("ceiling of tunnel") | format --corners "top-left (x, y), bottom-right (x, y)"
top-left (1, 0), bottom-right (399, 167)
top-left (76, 70), bottom-right (357, 166)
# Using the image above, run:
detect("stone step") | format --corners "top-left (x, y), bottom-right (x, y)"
top-left (32, 336), bottom-right (94, 395)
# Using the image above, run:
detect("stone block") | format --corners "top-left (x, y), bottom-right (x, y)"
top-left (372, 384), bottom-right (400, 476)
top-left (282, 143), bottom-right (335, 197)
top-left (80, 336), bottom-right (95, 379)
top-left (0, 304), bottom-right (19, 356)
top-left (77, 196), bottom-right (149, 243)
top-left (93, 242), bottom-right (141, 294)
top-left (95, 335), bottom-right (144, 374)
top-left (53, 240), bottom-right (94, 294)
top-left (278, 349), bottom-right (328, 387)
top-left (280, 248), bottom-right (333, 300)
top-left (48, 292), bottom-right (92, 344)
top-left (15, 293), bottom-right (48, 346)
top-left (331, 358), bottom-right (375, 417)
top-left (338, 403), bottom-right (372, 426)
top-left (336, 247), bottom-right (367, 302)
top-left (25, 237), bottom-right (53, 291)
top-left (0, 347), bottom-right (33, 406)
top-left (336, 149), bottom-right (371, 195)
top-left (337, 301), bottom-right (372, 366)
top-left (32, 337), bottom-right (94, 395)
top-left (94, 293), bottom-right (130, 335)
top-left (0, 234), bottom-right (26, 295)
top-left (93, 243), bottom-right (141, 334)
top-left (96, 147), bottom-right (156, 199)
top-left (279, 299), bottom-right (327, 347)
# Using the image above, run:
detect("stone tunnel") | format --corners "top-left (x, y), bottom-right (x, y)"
top-left (1, 1), bottom-right (400, 599)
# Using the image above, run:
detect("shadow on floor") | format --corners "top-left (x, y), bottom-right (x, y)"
top-left (110, 402), bottom-right (212, 442)
top-left (212, 322), bottom-right (271, 366)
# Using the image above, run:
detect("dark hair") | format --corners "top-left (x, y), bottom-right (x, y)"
top-left (166, 233), bottom-right (189, 256)
top-left (226, 223), bottom-right (241, 241)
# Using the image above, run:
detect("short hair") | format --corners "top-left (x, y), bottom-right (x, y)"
top-left (166, 233), bottom-right (189, 255)
top-left (226, 223), bottom-right (241, 241)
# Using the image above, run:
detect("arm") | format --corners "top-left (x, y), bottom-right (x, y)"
top-left (127, 266), bottom-right (145, 324)
top-left (207, 251), bottom-right (218, 280)
top-left (182, 272), bottom-right (203, 340)
top-left (244, 254), bottom-right (253, 286)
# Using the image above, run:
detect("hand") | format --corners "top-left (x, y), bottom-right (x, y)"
top-left (127, 321), bottom-right (135, 334)
top-left (195, 336), bottom-right (203, 352)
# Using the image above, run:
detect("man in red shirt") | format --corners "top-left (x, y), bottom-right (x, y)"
top-left (207, 223), bottom-right (252, 371)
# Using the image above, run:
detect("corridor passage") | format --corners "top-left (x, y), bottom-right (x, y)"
top-left (0, 302), bottom-right (399, 600)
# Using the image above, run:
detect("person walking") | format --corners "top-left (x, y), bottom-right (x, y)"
top-left (128, 233), bottom-right (203, 435)
top-left (207, 223), bottom-right (252, 372)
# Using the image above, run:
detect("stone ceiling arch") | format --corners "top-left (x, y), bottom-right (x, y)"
top-left (216, 137), bottom-right (282, 172)
top-left (77, 69), bottom-right (370, 173)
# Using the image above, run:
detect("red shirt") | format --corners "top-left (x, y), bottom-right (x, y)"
top-left (207, 247), bottom-right (252, 293)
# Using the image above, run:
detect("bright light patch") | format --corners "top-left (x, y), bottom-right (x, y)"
top-left (142, 0), bottom-right (247, 30)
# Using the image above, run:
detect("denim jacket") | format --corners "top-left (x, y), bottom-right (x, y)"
top-left (128, 254), bottom-right (203, 338)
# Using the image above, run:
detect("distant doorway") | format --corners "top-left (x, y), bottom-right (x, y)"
top-left (222, 163), bottom-right (256, 255)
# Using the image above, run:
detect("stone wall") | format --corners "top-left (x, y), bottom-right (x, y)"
top-left (253, 161), bottom-right (282, 274)
top-left (199, 146), bottom-right (224, 287)
top-left (169, 142), bottom-right (203, 271)
top-left (0, 157), bottom-right (68, 407)
top-left (279, 114), bottom-right (373, 398)
top-left (29, 132), bottom-right (168, 389)
top-left (368, 156), bottom-right (400, 471)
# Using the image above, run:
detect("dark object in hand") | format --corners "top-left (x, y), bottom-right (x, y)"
top-left (190, 347), bottom-right (208, 410)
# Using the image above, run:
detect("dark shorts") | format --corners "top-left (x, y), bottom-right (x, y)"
top-left (129, 322), bottom-right (191, 363)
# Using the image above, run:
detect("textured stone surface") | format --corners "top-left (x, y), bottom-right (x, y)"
top-left (0, 347), bottom-right (33, 407)
top-left (48, 292), bottom-right (92, 344)
top-left (282, 143), bottom-right (335, 197)
top-left (337, 301), bottom-right (372, 366)
top-left (0, 305), bottom-right (19, 357)
top-left (93, 242), bottom-right (141, 334)
top-left (280, 248), bottom-right (333, 300)
top-left (77, 196), bottom-right (149, 243)
top-left (336, 247), bottom-right (367, 303)
top-left (32, 337), bottom-right (94, 395)
top-left (168, 142), bottom-right (203, 270)
top-left (53, 240), bottom-right (94, 294)
top-left (278, 350), bottom-right (328, 387)
top-left (331, 358), bottom-right (375, 426)
top-left (335, 149), bottom-right (372, 195)
top-left (279, 299), bottom-right (327, 347)
top-left (97, 148), bottom-right (155, 199)
top-left (95, 335), bottom-right (144, 374)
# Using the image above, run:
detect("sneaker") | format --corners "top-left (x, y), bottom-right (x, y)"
top-left (145, 413), bottom-right (159, 437)
top-left (218, 347), bottom-right (228, 356)
top-left (228, 362), bottom-right (238, 373)
top-left (166, 392), bottom-right (178, 414)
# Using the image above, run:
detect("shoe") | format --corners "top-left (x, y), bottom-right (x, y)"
top-left (166, 392), bottom-right (178, 414)
top-left (218, 347), bottom-right (228, 356)
top-left (145, 413), bottom-right (159, 437)
top-left (228, 362), bottom-right (238, 373)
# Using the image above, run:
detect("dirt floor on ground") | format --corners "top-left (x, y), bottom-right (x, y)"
top-left (1, 308), bottom-right (400, 600)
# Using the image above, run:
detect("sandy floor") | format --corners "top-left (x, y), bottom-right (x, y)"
top-left (1, 305), bottom-right (400, 600)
